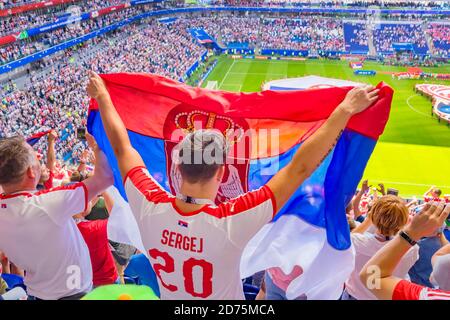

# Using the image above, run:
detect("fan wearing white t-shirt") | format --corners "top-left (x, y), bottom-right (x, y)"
top-left (0, 134), bottom-right (114, 300)
top-left (124, 166), bottom-right (275, 299)
top-left (344, 195), bottom-right (419, 300)
top-left (86, 71), bottom-right (380, 299)
top-left (360, 201), bottom-right (450, 300)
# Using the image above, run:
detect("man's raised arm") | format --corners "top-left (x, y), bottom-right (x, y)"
top-left (82, 133), bottom-right (115, 203)
top-left (46, 130), bottom-right (57, 172)
top-left (86, 71), bottom-right (145, 178)
top-left (267, 86), bottom-right (379, 212)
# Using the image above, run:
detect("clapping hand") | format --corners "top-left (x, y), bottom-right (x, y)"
top-left (404, 201), bottom-right (450, 241)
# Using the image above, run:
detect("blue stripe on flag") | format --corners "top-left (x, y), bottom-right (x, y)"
top-left (248, 129), bottom-right (376, 250)
top-left (88, 111), bottom-right (169, 201)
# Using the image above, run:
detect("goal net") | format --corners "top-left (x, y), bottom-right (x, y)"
top-left (205, 81), bottom-right (218, 90)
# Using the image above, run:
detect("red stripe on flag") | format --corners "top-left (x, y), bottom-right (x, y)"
top-left (89, 73), bottom-right (393, 154)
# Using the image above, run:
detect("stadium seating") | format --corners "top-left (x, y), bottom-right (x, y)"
top-left (373, 22), bottom-right (429, 55)
top-left (428, 23), bottom-right (450, 57)
top-left (1, 273), bottom-right (26, 291)
top-left (343, 22), bottom-right (369, 54)
top-left (0, 0), bottom-right (126, 37)
top-left (212, 0), bottom-right (449, 9)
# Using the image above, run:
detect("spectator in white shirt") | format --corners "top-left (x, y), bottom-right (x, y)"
top-left (0, 134), bottom-right (114, 300)
top-left (343, 195), bottom-right (419, 300)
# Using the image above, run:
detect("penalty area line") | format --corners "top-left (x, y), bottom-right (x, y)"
top-left (406, 94), bottom-right (433, 118)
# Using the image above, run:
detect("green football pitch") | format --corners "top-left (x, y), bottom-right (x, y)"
top-left (202, 56), bottom-right (450, 197)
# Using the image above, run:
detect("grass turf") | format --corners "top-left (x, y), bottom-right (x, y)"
top-left (203, 56), bottom-right (450, 197)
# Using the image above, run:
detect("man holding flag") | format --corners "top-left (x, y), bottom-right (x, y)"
top-left (36, 130), bottom-right (57, 190)
top-left (25, 129), bottom-right (58, 190)
top-left (86, 71), bottom-right (379, 300)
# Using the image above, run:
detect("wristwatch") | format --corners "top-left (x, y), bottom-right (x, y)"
top-left (399, 230), bottom-right (417, 246)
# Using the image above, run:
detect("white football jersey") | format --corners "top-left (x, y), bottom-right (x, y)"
top-left (0, 183), bottom-right (92, 300)
top-left (124, 166), bottom-right (276, 300)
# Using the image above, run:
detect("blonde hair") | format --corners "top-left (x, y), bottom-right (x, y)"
top-left (368, 195), bottom-right (409, 237)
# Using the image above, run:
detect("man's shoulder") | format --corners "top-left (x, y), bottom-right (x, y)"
top-left (206, 185), bottom-right (275, 219)
top-left (124, 166), bottom-right (172, 204)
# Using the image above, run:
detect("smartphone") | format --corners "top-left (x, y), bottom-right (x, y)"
top-left (387, 188), bottom-right (399, 196)
top-left (77, 127), bottom-right (86, 140)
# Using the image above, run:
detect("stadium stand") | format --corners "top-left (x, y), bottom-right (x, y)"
top-left (344, 21), bottom-right (369, 54)
top-left (1, 18), bottom-right (205, 161)
top-left (428, 22), bottom-right (450, 58)
top-left (0, 1), bottom-right (128, 37)
top-left (0, 4), bottom-right (157, 65)
top-left (373, 22), bottom-right (429, 55)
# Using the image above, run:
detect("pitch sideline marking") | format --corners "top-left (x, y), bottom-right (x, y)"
top-left (232, 59), bottom-right (344, 66)
top-left (220, 83), bottom-right (242, 92)
top-left (219, 59), bottom-right (236, 89)
top-left (406, 94), bottom-right (433, 118)
top-left (368, 179), bottom-right (450, 189)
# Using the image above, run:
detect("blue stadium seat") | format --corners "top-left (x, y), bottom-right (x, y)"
top-left (243, 283), bottom-right (260, 301)
top-left (124, 254), bottom-right (160, 297)
top-left (1, 273), bottom-right (26, 290)
top-left (123, 276), bottom-right (138, 285)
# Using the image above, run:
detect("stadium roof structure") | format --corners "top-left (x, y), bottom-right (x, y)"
top-left (263, 75), bottom-right (364, 91)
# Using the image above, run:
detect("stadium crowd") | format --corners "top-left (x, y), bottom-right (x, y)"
top-left (210, 0), bottom-right (450, 9)
top-left (0, 0), bottom-right (126, 37)
top-left (1, 4), bottom-right (156, 65)
top-left (344, 22), bottom-right (368, 52)
top-left (188, 16), bottom-right (345, 52)
top-left (373, 23), bottom-right (429, 54)
top-left (428, 23), bottom-right (450, 58)
top-left (261, 18), bottom-right (344, 51)
top-left (3, 13), bottom-right (450, 68)
top-left (1, 18), bottom-right (205, 162)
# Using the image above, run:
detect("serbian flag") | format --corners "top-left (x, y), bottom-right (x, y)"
top-left (350, 62), bottom-right (364, 69)
top-left (87, 73), bottom-right (393, 299)
top-left (26, 130), bottom-right (51, 146)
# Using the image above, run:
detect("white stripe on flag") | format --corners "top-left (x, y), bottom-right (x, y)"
top-left (106, 186), bottom-right (146, 255)
top-left (241, 215), bottom-right (355, 300)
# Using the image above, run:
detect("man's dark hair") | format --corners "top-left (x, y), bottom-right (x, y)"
top-left (433, 188), bottom-right (442, 197)
top-left (0, 136), bottom-right (33, 185)
top-left (177, 130), bottom-right (227, 184)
